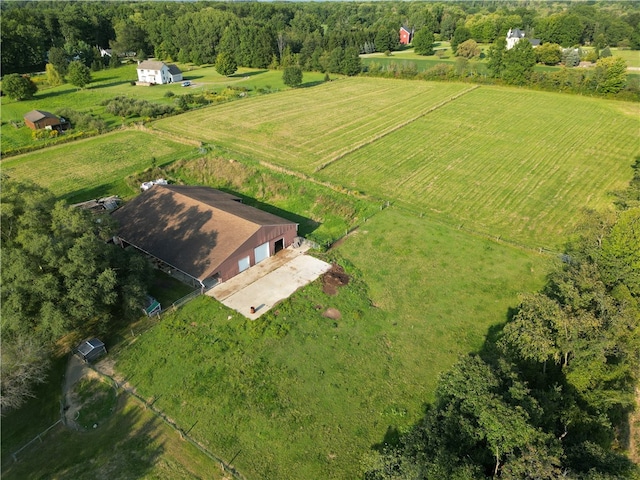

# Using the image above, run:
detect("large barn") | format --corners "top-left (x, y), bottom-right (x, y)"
top-left (111, 185), bottom-right (298, 288)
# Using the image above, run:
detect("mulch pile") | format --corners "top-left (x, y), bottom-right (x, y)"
top-left (322, 263), bottom-right (350, 296)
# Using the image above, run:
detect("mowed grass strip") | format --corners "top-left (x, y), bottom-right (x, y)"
top-left (113, 207), bottom-right (549, 479)
top-left (1, 130), bottom-right (198, 202)
top-left (151, 77), bottom-right (471, 174)
top-left (320, 87), bottom-right (640, 249)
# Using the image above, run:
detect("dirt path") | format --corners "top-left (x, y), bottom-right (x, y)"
top-left (62, 355), bottom-right (97, 429)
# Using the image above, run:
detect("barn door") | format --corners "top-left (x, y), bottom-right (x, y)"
top-left (254, 242), bottom-right (270, 264)
top-left (238, 256), bottom-right (250, 272)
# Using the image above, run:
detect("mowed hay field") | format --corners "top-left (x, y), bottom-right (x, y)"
top-left (151, 78), bottom-right (473, 173)
top-left (1, 130), bottom-right (198, 202)
top-left (320, 87), bottom-right (640, 249)
top-left (152, 77), bottom-right (639, 249)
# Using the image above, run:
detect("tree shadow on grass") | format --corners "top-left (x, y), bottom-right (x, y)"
top-left (2, 396), bottom-right (166, 480)
top-left (299, 80), bottom-right (326, 88)
top-left (228, 70), bottom-right (268, 78)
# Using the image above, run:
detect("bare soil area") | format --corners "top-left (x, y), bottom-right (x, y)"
top-left (322, 263), bottom-right (351, 296)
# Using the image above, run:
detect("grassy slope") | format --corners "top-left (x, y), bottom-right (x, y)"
top-left (113, 207), bottom-right (549, 479)
top-left (1, 130), bottom-right (198, 203)
top-left (151, 78), bottom-right (472, 174)
top-left (319, 86), bottom-right (639, 249)
top-left (2, 396), bottom-right (225, 480)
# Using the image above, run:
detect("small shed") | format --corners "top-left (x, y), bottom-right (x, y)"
top-left (24, 110), bottom-right (61, 131)
top-left (76, 338), bottom-right (107, 363)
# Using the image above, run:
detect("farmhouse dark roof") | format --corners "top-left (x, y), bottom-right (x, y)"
top-left (137, 60), bottom-right (166, 71)
top-left (24, 110), bottom-right (58, 122)
top-left (507, 28), bottom-right (525, 38)
top-left (167, 64), bottom-right (182, 75)
top-left (111, 185), bottom-right (297, 282)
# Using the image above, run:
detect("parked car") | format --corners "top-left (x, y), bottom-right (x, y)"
top-left (181, 81), bottom-right (191, 87)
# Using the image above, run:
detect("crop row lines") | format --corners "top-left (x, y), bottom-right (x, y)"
top-left (314, 85), bottom-right (480, 173)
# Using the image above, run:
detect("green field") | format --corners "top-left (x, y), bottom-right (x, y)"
top-left (319, 86), bottom-right (639, 249)
top-left (151, 78), bottom-right (472, 173)
top-left (0, 65), bottom-right (327, 153)
top-left (151, 78), bottom-right (639, 249)
top-left (1, 130), bottom-right (199, 202)
top-left (1, 73), bottom-right (636, 478)
top-left (113, 208), bottom-right (549, 479)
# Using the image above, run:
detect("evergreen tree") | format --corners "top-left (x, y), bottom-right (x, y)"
top-left (215, 51), bottom-right (237, 77)
top-left (413, 28), bottom-right (435, 56)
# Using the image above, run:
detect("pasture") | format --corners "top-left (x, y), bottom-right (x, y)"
top-left (113, 207), bottom-right (550, 479)
top-left (1, 73), bottom-right (635, 478)
top-left (151, 77), bottom-right (639, 249)
top-left (1, 130), bottom-right (199, 202)
top-left (151, 78), bottom-right (473, 173)
top-left (0, 64), bottom-right (327, 153)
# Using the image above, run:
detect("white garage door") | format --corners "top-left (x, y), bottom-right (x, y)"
top-left (254, 242), bottom-right (270, 264)
top-left (238, 256), bottom-right (250, 273)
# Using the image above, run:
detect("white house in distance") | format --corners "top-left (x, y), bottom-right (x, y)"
top-left (506, 28), bottom-right (541, 49)
top-left (136, 60), bottom-right (183, 84)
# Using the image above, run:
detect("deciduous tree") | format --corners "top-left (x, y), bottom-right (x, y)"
top-left (67, 60), bottom-right (92, 88)
top-left (413, 28), bottom-right (435, 56)
top-left (282, 65), bottom-right (303, 87)
top-left (2, 73), bottom-right (38, 100)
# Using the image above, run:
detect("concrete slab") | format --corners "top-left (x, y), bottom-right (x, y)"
top-left (208, 248), bottom-right (331, 319)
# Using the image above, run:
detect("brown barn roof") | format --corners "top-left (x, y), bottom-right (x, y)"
top-left (111, 185), bottom-right (296, 282)
top-left (24, 110), bottom-right (58, 122)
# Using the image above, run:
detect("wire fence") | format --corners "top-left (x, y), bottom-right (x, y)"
top-left (88, 365), bottom-right (246, 480)
top-left (10, 419), bottom-right (63, 463)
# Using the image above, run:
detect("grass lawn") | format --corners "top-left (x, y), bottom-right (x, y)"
top-left (2, 395), bottom-right (226, 480)
top-left (1, 130), bottom-right (199, 203)
top-left (112, 206), bottom-right (550, 479)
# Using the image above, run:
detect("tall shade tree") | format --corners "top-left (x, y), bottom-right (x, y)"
top-left (67, 60), bottom-right (92, 88)
top-left (413, 28), bottom-right (435, 55)
top-left (487, 36), bottom-right (507, 78)
top-left (502, 39), bottom-right (536, 85)
top-left (2, 74), bottom-right (38, 100)
top-left (592, 56), bottom-right (628, 93)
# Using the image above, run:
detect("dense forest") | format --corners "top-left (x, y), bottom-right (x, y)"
top-left (2, 1), bottom-right (638, 75)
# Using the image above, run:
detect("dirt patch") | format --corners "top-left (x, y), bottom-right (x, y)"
top-left (322, 308), bottom-right (342, 320)
top-left (322, 263), bottom-right (351, 296)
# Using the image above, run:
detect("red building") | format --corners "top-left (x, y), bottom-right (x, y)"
top-left (112, 185), bottom-right (299, 288)
top-left (23, 110), bottom-right (61, 130)
top-left (399, 26), bottom-right (413, 45)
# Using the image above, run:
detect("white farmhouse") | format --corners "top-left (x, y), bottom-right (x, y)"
top-left (506, 28), bottom-right (541, 50)
top-left (136, 60), bottom-right (183, 84)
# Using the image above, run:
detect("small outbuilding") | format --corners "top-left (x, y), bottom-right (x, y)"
top-left (399, 26), bottom-right (413, 45)
top-left (75, 338), bottom-right (107, 363)
top-left (23, 110), bottom-right (62, 131)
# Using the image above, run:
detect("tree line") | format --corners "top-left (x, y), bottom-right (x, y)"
top-left (2, 1), bottom-right (638, 76)
top-left (364, 161), bottom-right (640, 478)
top-left (0, 178), bottom-right (151, 411)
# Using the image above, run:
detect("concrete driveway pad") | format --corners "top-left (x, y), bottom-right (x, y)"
top-left (208, 249), bottom-right (331, 319)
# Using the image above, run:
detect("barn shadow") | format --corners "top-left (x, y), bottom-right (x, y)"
top-left (229, 70), bottom-right (268, 78)
top-left (217, 188), bottom-right (320, 237)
